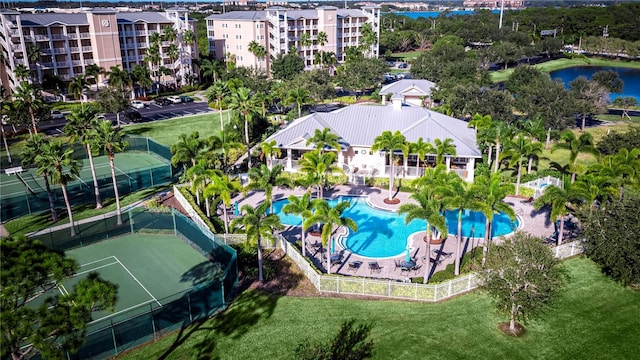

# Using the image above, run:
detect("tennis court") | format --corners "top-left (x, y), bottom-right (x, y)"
top-left (63, 233), bottom-right (214, 330)
top-left (1, 148), bottom-right (173, 221)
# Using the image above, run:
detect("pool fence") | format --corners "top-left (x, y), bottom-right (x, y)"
top-left (174, 183), bottom-right (585, 302)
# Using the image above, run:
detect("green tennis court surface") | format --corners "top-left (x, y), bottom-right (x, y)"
top-left (62, 233), bottom-right (210, 330)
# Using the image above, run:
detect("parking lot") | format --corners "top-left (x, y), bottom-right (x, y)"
top-left (103, 101), bottom-right (212, 125)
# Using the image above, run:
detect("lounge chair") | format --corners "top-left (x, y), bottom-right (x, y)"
top-left (411, 264), bottom-right (422, 275)
top-left (347, 261), bottom-right (363, 272)
top-left (368, 262), bottom-right (382, 274)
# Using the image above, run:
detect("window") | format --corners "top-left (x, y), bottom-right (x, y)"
top-left (235, 34), bottom-right (241, 39)
top-left (222, 34), bottom-right (228, 39)
top-left (208, 30), bottom-right (215, 37)
top-left (235, 24), bottom-right (241, 29)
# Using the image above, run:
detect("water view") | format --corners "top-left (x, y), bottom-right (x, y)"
top-left (394, 10), bottom-right (500, 19)
top-left (549, 66), bottom-right (640, 102)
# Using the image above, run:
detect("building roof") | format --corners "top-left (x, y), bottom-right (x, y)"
top-left (206, 11), bottom-right (266, 21)
top-left (380, 79), bottom-right (437, 98)
top-left (116, 12), bottom-right (172, 23)
top-left (20, 13), bottom-right (88, 26)
top-left (206, 8), bottom-right (368, 21)
top-left (265, 104), bottom-right (481, 157)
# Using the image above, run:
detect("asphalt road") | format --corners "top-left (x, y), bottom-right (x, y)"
top-left (34, 101), bottom-right (212, 136)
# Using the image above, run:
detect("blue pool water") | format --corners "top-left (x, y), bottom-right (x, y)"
top-left (394, 10), bottom-right (500, 19)
top-left (272, 197), bottom-right (519, 258)
top-left (549, 66), bottom-right (640, 102)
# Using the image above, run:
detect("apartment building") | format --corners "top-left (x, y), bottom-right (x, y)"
top-left (0, 7), bottom-right (197, 96)
top-left (206, 6), bottom-right (380, 73)
top-left (463, 0), bottom-right (525, 8)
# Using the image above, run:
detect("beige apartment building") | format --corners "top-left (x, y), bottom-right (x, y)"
top-left (0, 7), bottom-right (197, 96)
top-left (206, 6), bottom-right (380, 73)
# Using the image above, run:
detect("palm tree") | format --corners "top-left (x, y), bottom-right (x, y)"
top-left (534, 180), bottom-right (579, 246)
top-left (64, 107), bottom-right (102, 209)
top-left (85, 64), bottom-right (104, 89)
top-left (316, 31), bottom-right (328, 68)
top-left (12, 82), bottom-right (42, 135)
top-left (246, 164), bottom-right (290, 214)
top-left (305, 128), bottom-right (341, 154)
top-left (500, 135), bottom-right (530, 196)
top-left (260, 140), bottom-right (281, 169)
top-left (468, 113), bottom-right (492, 136)
top-left (21, 134), bottom-right (57, 220)
top-left (399, 187), bottom-right (448, 283)
top-left (228, 87), bottom-right (260, 169)
top-left (299, 33), bottom-right (312, 52)
top-left (68, 74), bottom-right (88, 104)
top-left (166, 43), bottom-right (180, 86)
top-left (468, 113), bottom-right (494, 166)
top-left (204, 173), bottom-right (241, 234)
top-left (206, 81), bottom-right (230, 134)
top-left (491, 122), bottom-right (513, 173)
top-left (163, 26), bottom-right (177, 43)
top-left (181, 30), bottom-right (196, 84)
top-left (170, 132), bottom-right (206, 170)
top-left (410, 137), bottom-right (435, 171)
top-left (231, 201), bottom-right (283, 281)
top-left (93, 121), bottom-right (128, 225)
top-left (304, 199), bottom-right (358, 274)
top-left (552, 130), bottom-right (599, 183)
top-left (186, 160), bottom-right (211, 207)
top-left (588, 148), bottom-right (640, 198)
top-left (298, 150), bottom-right (342, 200)
top-left (14, 64), bottom-right (30, 82)
top-left (445, 178), bottom-right (482, 275)
top-left (132, 64), bottom-right (153, 97)
top-left (474, 173), bottom-right (516, 266)
top-left (283, 193), bottom-right (314, 256)
top-left (286, 87), bottom-right (311, 118)
top-left (433, 137), bottom-right (456, 169)
top-left (144, 45), bottom-right (162, 95)
top-left (572, 173), bottom-right (617, 212)
top-left (106, 65), bottom-right (134, 99)
top-left (26, 44), bottom-right (41, 81)
top-left (372, 130), bottom-right (407, 202)
top-left (36, 140), bottom-right (79, 236)
top-left (248, 40), bottom-right (267, 69)
top-left (0, 88), bottom-right (12, 164)
top-left (200, 58), bottom-right (224, 83)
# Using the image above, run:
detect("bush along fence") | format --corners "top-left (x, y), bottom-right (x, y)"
top-left (173, 184), bottom-right (585, 302)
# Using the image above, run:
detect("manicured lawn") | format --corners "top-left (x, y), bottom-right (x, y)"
top-left (490, 57), bottom-right (640, 83)
top-left (390, 50), bottom-right (427, 61)
top-left (123, 111), bottom-right (228, 146)
top-left (118, 257), bottom-right (640, 360)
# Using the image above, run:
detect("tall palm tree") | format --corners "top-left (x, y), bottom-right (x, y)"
top-left (399, 187), bottom-right (448, 283)
top-left (410, 137), bottom-right (435, 170)
top-left (474, 173), bottom-right (516, 265)
top-left (0, 88), bottom-right (12, 164)
top-left (93, 121), bottom-right (128, 225)
top-left (571, 173), bottom-right (617, 212)
top-left (231, 201), bottom-right (283, 281)
top-left (552, 130), bottom-right (600, 183)
top-left (206, 81), bottom-right (230, 134)
top-left (186, 160), bottom-right (211, 207)
top-left (491, 122), bottom-right (513, 173)
top-left (181, 29), bottom-right (196, 85)
top-left (534, 180), bottom-right (579, 246)
top-left (468, 113), bottom-right (494, 166)
top-left (204, 173), bottom-right (241, 234)
top-left (166, 44), bottom-right (180, 86)
top-left (13, 64), bottom-right (30, 82)
top-left (170, 131), bottom-right (206, 170)
top-left (247, 40), bottom-right (267, 69)
top-left (12, 82), bottom-right (42, 135)
top-left (67, 74), bottom-right (88, 103)
top-left (132, 64), bottom-right (153, 97)
top-left (85, 64), bottom-right (104, 89)
top-left (316, 31), bottom-right (328, 68)
top-left (433, 137), bottom-right (456, 168)
top-left (64, 107), bottom-right (102, 209)
top-left (228, 87), bottom-right (260, 169)
top-left (500, 135), bottom-right (531, 196)
top-left (260, 140), bottom-right (281, 169)
top-left (246, 164), bottom-right (290, 214)
top-left (283, 193), bottom-right (314, 256)
top-left (144, 45), bottom-right (162, 95)
top-left (200, 58), bottom-right (223, 83)
top-left (445, 178), bottom-right (482, 275)
top-left (286, 87), bottom-right (311, 118)
top-left (467, 113), bottom-right (492, 136)
top-left (21, 134), bottom-right (57, 220)
top-left (305, 128), bottom-right (341, 154)
top-left (588, 148), bottom-right (639, 198)
top-left (163, 26), bottom-right (177, 43)
top-left (372, 130), bottom-right (407, 202)
top-left (36, 140), bottom-right (79, 236)
top-left (298, 150), bottom-right (342, 199)
top-left (299, 33), bottom-right (312, 51)
top-left (304, 199), bottom-right (358, 274)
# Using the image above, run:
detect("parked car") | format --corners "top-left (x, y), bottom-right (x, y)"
top-left (154, 97), bottom-right (171, 106)
top-left (51, 110), bottom-right (65, 120)
top-left (130, 100), bottom-right (145, 109)
top-left (180, 95), bottom-right (194, 103)
top-left (124, 109), bottom-right (142, 122)
top-left (167, 96), bottom-right (182, 104)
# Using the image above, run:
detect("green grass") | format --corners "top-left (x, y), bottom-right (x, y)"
top-left (117, 257), bottom-right (640, 360)
top-left (489, 57), bottom-right (640, 83)
top-left (390, 50), bottom-right (427, 61)
top-left (4, 186), bottom-right (167, 236)
top-left (122, 111), bottom-right (227, 146)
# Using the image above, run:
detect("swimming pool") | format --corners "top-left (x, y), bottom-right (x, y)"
top-left (272, 196), bottom-right (519, 259)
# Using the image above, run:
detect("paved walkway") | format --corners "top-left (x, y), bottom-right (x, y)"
top-left (232, 184), bottom-right (555, 281)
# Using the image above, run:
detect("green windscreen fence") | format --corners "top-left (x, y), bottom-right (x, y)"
top-left (29, 208), bottom-right (237, 360)
top-left (1, 137), bottom-right (176, 222)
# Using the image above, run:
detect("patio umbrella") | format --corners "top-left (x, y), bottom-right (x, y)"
top-left (234, 201), bottom-right (239, 216)
top-left (330, 238), bottom-right (335, 254)
top-left (405, 248), bottom-right (411, 263)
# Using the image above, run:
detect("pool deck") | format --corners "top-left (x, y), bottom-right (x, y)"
top-left (231, 184), bottom-right (555, 281)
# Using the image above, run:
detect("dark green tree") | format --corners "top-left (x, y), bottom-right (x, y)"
top-left (271, 50), bottom-right (305, 81)
top-left (1, 235), bottom-right (118, 360)
top-left (481, 232), bottom-right (566, 336)
top-left (336, 58), bottom-right (386, 99)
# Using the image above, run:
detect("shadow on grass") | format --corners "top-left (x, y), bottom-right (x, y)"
top-left (123, 127), bottom-right (155, 136)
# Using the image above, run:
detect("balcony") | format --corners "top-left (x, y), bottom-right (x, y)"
top-left (56, 61), bottom-right (72, 67)
top-left (79, 33), bottom-right (91, 39)
top-left (40, 62), bottom-right (53, 68)
top-left (70, 47), bottom-right (80, 52)
top-left (51, 34), bottom-right (66, 40)
top-left (136, 30), bottom-right (148, 36)
top-left (81, 46), bottom-right (92, 52)
top-left (34, 34), bottom-right (49, 41)
top-left (72, 60), bottom-right (83, 66)
top-left (85, 59), bottom-right (95, 65)
top-left (68, 33), bottom-right (78, 39)
top-left (138, 42), bottom-right (148, 48)
top-left (11, 44), bottom-right (23, 52)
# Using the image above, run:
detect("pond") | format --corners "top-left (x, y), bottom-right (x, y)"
top-left (549, 66), bottom-right (640, 102)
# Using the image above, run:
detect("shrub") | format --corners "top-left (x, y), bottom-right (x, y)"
top-left (429, 264), bottom-right (455, 283)
top-left (519, 169), bottom-right (564, 184)
top-left (461, 246), bottom-right (483, 273)
top-left (176, 187), bottom-right (225, 233)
